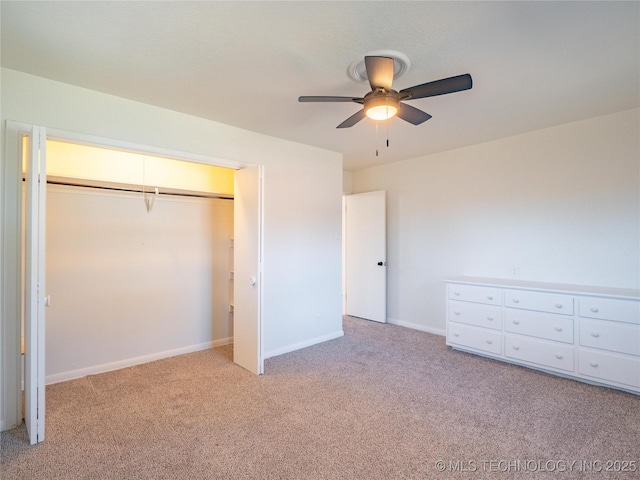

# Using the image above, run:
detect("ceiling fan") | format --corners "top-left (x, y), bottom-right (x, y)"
top-left (299, 56), bottom-right (472, 128)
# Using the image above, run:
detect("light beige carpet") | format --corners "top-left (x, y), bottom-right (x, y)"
top-left (2, 316), bottom-right (639, 479)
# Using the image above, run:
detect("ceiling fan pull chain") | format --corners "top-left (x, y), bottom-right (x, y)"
top-left (386, 123), bottom-right (390, 148)
top-left (375, 122), bottom-right (379, 156)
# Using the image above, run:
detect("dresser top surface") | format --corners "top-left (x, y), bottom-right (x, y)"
top-left (444, 276), bottom-right (640, 300)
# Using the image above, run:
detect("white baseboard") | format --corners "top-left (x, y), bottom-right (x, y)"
top-left (45, 337), bottom-right (232, 385)
top-left (263, 330), bottom-right (344, 360)
top-left (387, 318), bottom-right (446, 337)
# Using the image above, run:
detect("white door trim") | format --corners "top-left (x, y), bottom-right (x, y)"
top-left (44, 126), bottom-right (250, 170)
top-left (1, 121), bottom-right (31, 431)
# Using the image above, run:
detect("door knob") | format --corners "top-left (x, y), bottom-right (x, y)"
top-left (377, 261), bottom-right (386, 266)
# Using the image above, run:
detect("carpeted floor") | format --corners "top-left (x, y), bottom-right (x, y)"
top-left (1, 316), bottom-right (639, 479)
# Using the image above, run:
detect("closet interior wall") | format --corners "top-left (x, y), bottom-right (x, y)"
top-left (45, 182), bottom-right (234, 384)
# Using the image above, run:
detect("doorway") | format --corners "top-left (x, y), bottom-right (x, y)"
top-left (3, 122), bottom-right (264, 444)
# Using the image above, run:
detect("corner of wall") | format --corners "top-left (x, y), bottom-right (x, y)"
top-left (342, 170), bottom-right (353, 195)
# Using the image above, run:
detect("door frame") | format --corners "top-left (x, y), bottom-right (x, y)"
top-left (1, 121), bottom-right (264, 435)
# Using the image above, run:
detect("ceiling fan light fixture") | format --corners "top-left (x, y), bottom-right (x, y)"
top-left (364, 95), bottom-right (399, 121)
top-left (366, 104), bottom-right (397, 121)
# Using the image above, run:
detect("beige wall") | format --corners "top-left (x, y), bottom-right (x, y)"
top-left (352, 108), bottom-right (640, 334)
top-left (45, 185), bottom-right (233, 383)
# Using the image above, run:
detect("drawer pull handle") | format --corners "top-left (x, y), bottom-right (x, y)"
top-left (487, 295), bottom-right (494, 300)
top-left (513, 320), bottom-right (520, 325)
top-left (454, 311), bottom-right (460, 316)
top-left (554, 326), bottom-right (563, 332)
top-left (590, 307), bottom-right (599, 313)
top-left (591, 332), bottom-right (600, 338)
top-left (512, 298), bottom-right (520, 304)
top-left (555, 354), bottom-right (563, 360)
top-left (555, 303), bottom-right (563, 309)
top-left (486, 316), bottom-right (494, 321)
top-left (512, 345), bottom-right (520, 350)
top-left (454, 291), bottom-right (461, 296)
top-left (486, 339), bottom-right (493, 345)
top-left (590, 361), bottom-right (599, 368)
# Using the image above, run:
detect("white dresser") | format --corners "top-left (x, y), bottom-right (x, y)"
top-left (445, 277), bottom-right (640, 394)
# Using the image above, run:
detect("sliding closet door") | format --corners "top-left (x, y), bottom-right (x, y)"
top-left (233, 166), bottom-right (263, 374)
top-left (24, 125), bottom-right (47, 444)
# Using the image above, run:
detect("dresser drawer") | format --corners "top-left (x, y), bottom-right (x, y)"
top-left (578, 297), bottom-right (640, 325)
top-left (444, 278), bottom-right (639, 395)
top-left (448, 284), bottom-right (502, 306)
top-left (448, 322), bottom-right (502, 355)
top-left (505, 290), bottom-right (574, 315)
top-left (505, 310), bottom-right (573, 343)
top-left (579, 349), bottom-right (640, 388)
top-left (579, 319), bottom-right (640, 357)
top-left (505, 335), bottom-right (574, 372)
top-left (448, 301), bottom-right (502, 330)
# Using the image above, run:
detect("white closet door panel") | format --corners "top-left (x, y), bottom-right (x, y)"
top-left (25, 125), bottom-right (47, 444)
top-left (233, 166), bottom-right (263, 375)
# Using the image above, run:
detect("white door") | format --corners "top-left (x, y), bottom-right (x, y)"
top-left (233, 166), bottom-right (263, 374)
top-left (345, 190), bottom-right (387, 323)
top-left (24, 126), bottom-right (47, 444)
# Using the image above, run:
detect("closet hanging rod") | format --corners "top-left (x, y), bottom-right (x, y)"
top-left (43, 178), bottom-right (233, 200)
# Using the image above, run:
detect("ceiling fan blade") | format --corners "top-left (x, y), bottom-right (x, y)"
top-left (337, 109), bottom-right (366, 129)
top-left (298, 96), bottom-right (362, 103)
top-left (400, 74), bottom-right (472, 100)
top-left (365, 56), bottom-right (394, 91)
top-left (397, 103), bottom-right (432, 125)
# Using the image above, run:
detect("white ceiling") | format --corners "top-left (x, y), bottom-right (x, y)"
top-left (2, 1), bottom-right (639, 171)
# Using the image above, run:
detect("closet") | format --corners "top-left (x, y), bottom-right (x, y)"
top-left (40, 140), bottom-right (236, 384)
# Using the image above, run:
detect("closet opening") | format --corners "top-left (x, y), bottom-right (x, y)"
top-left (20, 138), bottom-right (238, 417)
top-left (4, 121), bottom-right (262, 444)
